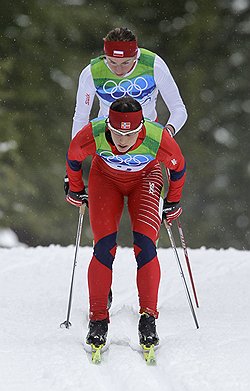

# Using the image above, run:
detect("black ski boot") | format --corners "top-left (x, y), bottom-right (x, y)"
top-left (86, 319), bottom-right (108, 347)
top-left (138, 313), bottom-right (159, 347)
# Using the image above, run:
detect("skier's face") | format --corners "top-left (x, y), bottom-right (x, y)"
top-left (110, 128), bottom-right (140, 153)
top-left (106, 56), bottom-right (137, 76)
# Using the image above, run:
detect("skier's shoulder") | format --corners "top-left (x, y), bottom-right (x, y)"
top-left (78, 55), bottom-right (105, 78)
top-left (154, 52), bottom-right (170, 71)
top-left (144, 119), bottom-right (165, 145)
top-left (79, 63), bottom-right (92, 79)
top-left (139, 47), bottom-right (156, 56)
top-left (138, 47), bottom-right (157, 62)
top-left (90, 54), bottom-right (105, 67)
top-left (139, 48), bottom-right (169, 72)
top-left (145, 118), bottom-right (164, 131)
top-left (78, 64), bottom-right (96, 90)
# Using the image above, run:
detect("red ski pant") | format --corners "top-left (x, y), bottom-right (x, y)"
top-left (87, 161), bottom-right (163, 321)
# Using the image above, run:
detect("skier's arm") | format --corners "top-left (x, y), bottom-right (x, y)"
top-left (155, 55), bottom-right (188, 135)
top-left (71, 65), bottom-right (96, 139)
top-left (66, 123), bottom-right (96, 191)
top-left (156, 129), bottom-right (186, 202)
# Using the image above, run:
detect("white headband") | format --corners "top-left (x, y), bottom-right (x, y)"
top-left (106, 118), bottom-right (143, 135)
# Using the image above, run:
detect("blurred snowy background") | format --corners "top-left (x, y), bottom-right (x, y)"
top-left (0, 0), bottom-right (249, 249)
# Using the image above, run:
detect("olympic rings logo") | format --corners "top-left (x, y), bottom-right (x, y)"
top-left (99, 151), bottom-right (150, 166)
top-left (103, 77), bottom-right (148, 99)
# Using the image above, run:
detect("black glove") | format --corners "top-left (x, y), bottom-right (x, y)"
top-left (162, 200), bottom-right (182, 225)
top-left (66, 188), bottom-right (88, 208)
top-left (64, 175), bottom-right (69, 195)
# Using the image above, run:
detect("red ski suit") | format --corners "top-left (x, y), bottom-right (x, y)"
top-left (66, 121), bottom-right (186, 321)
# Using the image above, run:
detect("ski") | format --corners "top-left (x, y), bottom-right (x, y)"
top-left (141, 344), bottom-right (156, 365)
top-left (91, 343), bottom-right (105, 364)
top-left (87, 342), bottom-right (156, 364)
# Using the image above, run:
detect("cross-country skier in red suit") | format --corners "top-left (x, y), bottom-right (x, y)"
top-left (66, 96), bottom-right (186, 349)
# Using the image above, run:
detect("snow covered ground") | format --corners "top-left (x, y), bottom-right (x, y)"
top-left (0, 244), bottom-right (250, 391)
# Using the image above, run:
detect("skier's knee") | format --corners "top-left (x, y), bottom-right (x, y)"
top-left (93, 232), bottom-right (117, 269)
top-left (133, 231), bottom-right (157, 269)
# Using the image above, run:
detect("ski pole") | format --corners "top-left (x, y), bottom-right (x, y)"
top-left (164, 220), bottom-right (199, 329)
top-left (60, 204), bottom-right (86, 328)
top-left (177, 218), bottom-right (199, 308)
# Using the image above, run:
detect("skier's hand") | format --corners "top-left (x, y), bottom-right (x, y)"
top-left (64, 174), bottom-right (69, 195)
top-left (162, 200), bottom-right (182, 225)
top-left (66, 188), bottom-right (88, 207)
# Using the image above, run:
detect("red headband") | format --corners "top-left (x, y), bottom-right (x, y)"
top-left (104, 40), bottom-right (138, 58)
top-left (108, 108), bottom-right (143, 131)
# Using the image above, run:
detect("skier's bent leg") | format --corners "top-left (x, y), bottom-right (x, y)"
top-left (133, 231), bottom-right (160, 318)
top-left (88, 232), bottom-right (117, 321)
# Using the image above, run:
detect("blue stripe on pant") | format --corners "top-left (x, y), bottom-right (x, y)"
top-left (93, 232), bottom-right (117, 269)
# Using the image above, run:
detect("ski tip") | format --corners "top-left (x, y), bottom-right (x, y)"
top-left (91, 343), bottom-right (105, 364)
top-left (141, 344), bottom-right (156, 365)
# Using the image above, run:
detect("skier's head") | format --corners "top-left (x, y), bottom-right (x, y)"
top-left (108, 97), bottom-right (143, 132)
top-left (103, 27), bottom-right (138, 76)
top-left (107, 97), bottom-right (144, 153)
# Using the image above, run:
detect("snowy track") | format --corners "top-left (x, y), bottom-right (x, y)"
top-left (0, 245), bottom-right (250, 390)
